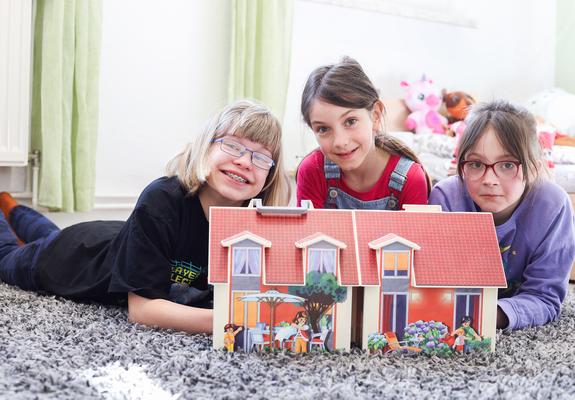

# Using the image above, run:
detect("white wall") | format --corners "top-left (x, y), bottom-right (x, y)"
top-left (282, 0), bottom-right (556, 170)
top-left (95, 0), bottom-right (231, 201)
top-left (94, 0), bottom-right (556, 199)
top-left (556, 0), bottom-right (575, 93)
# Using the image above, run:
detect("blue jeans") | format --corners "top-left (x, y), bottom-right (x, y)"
top-left (0, 205), bottom-right (60, 290)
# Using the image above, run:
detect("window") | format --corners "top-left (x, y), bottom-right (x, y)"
top-left (454, 293), bottom-right (481, 333)
top-left (381, 293), bottom-right (408, 340)
top-left (308, 248), bottom-right (336, 274)
top-left (383, 251), bottom-right (409, 277)
top-left (233, 247), bottom-right (261, 276)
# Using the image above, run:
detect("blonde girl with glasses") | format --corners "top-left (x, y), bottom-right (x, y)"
top-left (0, 99), bottom-right (290, 335)
top-left (429, 100), bottom-right (575, 331)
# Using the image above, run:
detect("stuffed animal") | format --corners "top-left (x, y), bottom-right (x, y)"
top-left (442, 90), bottom-right (476, 124)
top-left (441, 90), bottom-right (476, 175)
top-left (401, 75), bottom-right (447, 135)
top-left (535, 116), bottom-right (556, 169)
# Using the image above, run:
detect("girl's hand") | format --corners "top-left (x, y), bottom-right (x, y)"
top-left (496, 306), bottom-right (510, 329)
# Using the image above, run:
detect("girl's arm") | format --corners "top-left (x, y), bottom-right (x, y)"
top-left (400, 163), bottom-right (429, 205)
top-left (296, 152), bottom-right (327, 208)
top-left (498, 193), bottom-right (575, 330)
top-left (128, 292), bottom-right (213, 334)
top-left (497, 244), bottom-right (573, 331)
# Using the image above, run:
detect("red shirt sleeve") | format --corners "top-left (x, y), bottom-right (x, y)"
top-left (296, 150), bottom-right (327, 209)
top-left (399, 161), bottom-right (429, 206)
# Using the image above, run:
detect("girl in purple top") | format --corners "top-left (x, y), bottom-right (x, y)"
top-left (429, 100), bottom-right (575, 331)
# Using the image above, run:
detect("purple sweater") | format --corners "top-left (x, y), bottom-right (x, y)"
top-left (429, 176), bottom-right (575, 331)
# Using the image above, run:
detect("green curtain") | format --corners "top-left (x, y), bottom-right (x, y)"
top-left (31, 0), bottom-right (102, 212)
top-left (228, 0), bottom-right (294, 121)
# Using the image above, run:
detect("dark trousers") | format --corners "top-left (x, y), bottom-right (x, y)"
top-left (0, 205), bottom-right (60, 290)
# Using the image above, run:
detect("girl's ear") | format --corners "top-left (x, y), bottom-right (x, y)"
top-left (371, 100), bottom-right (384, 131)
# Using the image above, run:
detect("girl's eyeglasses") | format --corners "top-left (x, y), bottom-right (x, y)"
top-left (460, 160), bottom-right (521, 180)
top-left (213, 138), bottom-right (275, 171)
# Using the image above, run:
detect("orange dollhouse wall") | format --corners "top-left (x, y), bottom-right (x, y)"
top-left (229, 283), bottom-right (339, 332)
top-left (229, 285), bottom-right (305, 328)
top-left (407, 287), bottom-right (455, 331)
top-left (261, 301), bottom-right (302, 326)
top-left (260, 286), bottom-right (302, 325)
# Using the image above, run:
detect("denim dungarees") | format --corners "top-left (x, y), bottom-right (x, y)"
top-left (323, 156), bottom-right (414, 210)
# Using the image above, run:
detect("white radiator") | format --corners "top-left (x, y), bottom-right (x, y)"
top-left (0, 0), bottom-right (33, 167)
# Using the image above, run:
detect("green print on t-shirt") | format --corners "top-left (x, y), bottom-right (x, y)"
top-left (170, 260), bottom-right (203, 285)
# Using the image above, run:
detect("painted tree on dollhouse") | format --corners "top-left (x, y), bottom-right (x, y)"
top-left (288, 271), bottom-right (347, 333)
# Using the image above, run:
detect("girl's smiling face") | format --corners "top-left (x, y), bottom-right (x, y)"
top-left (202, 135), bottom-right (272, 207)
top-left (462, 127), bottom-right (527, 224)
top-left (308, 100), bottom-right (381, 172)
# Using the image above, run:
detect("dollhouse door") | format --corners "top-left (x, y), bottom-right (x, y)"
top-left (381, 293), bottom-right (408, 340)
top-left (453, 292), bottom-right (481, 332)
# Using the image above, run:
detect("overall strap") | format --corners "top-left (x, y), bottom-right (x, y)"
top-left (388, 156), bottom-right (414, 193)
top-left (324, 157), bottom-right (340, 179)
top-left (324, 157), bottom-right (340, 208)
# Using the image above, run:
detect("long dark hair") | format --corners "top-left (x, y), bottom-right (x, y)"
top-left (300, 56), bottom-right (432, 194)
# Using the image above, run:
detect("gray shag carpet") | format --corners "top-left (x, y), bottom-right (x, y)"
top-left (1, 283), bottom-right (574, 400)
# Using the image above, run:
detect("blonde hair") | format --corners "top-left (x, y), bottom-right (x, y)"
top-left (301, 56), bottom-right (432, 194)
top-left (165, 99), bottom-right (291, 206)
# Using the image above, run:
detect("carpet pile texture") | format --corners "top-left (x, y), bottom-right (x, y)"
top-left (1, 282), bottom-right (574, 399)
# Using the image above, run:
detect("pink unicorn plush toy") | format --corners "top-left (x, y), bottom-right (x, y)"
top-left (401, 75), bottom-right (447, 135)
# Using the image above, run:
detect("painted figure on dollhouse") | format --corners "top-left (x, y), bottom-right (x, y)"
top-left (457, 316), bottom-right (482, 353)
top-left (291, 311), bottom-right (311, 353)
top-left (452, 329), bottom-right (465, 352)
top-left (223, 324), bottom-right (243, 352)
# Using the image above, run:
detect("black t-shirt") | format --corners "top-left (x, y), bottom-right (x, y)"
top-left (34, 176), bottom-right (211, 306)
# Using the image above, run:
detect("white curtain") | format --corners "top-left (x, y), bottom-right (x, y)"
top-left (247, 249), bottom-right (260, 274)
top-left (323, 250), bottom-right (335, 274)
top-left (233, 248), bottom-right (261, 275)
top-left (233, 248), bottom-right (247, 274)
top-left (309, 249), bottom-right (335, 274)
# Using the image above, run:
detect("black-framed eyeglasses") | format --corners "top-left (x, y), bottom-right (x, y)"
top-left (212, 138), bottom-right (275, 171)
top-left (460, 160), bottom-right (521, 180)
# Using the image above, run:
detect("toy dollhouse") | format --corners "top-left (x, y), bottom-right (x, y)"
top-left (209, 201), bottom-right (506, 354)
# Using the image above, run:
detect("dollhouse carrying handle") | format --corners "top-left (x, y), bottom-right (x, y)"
top-left (248, 199), bottom-right (314, 216)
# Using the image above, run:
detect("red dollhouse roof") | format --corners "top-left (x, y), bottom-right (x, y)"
top-left (208, 207), bottom-right (506, 288)
top-left (209, 208), bottom-right (359, 285)
top-left (354, 211), bottom-right (506, 287)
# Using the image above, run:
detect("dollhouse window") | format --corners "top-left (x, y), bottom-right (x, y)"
top-left (454, 292), bottom-right (481, 332)
top-left (232, 247), bottom-right (261, 276)
top-left (308, 248), bottom-right (336, 274)
top-left (382, 251), bottom-right (409, 277)
top-left (381, 292), bottom-right (408, 339)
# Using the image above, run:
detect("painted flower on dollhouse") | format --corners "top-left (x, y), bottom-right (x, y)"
top-left (403, 320), bottom-right (451, 356)
top-left (367, 333), bottom-right (388, 353)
